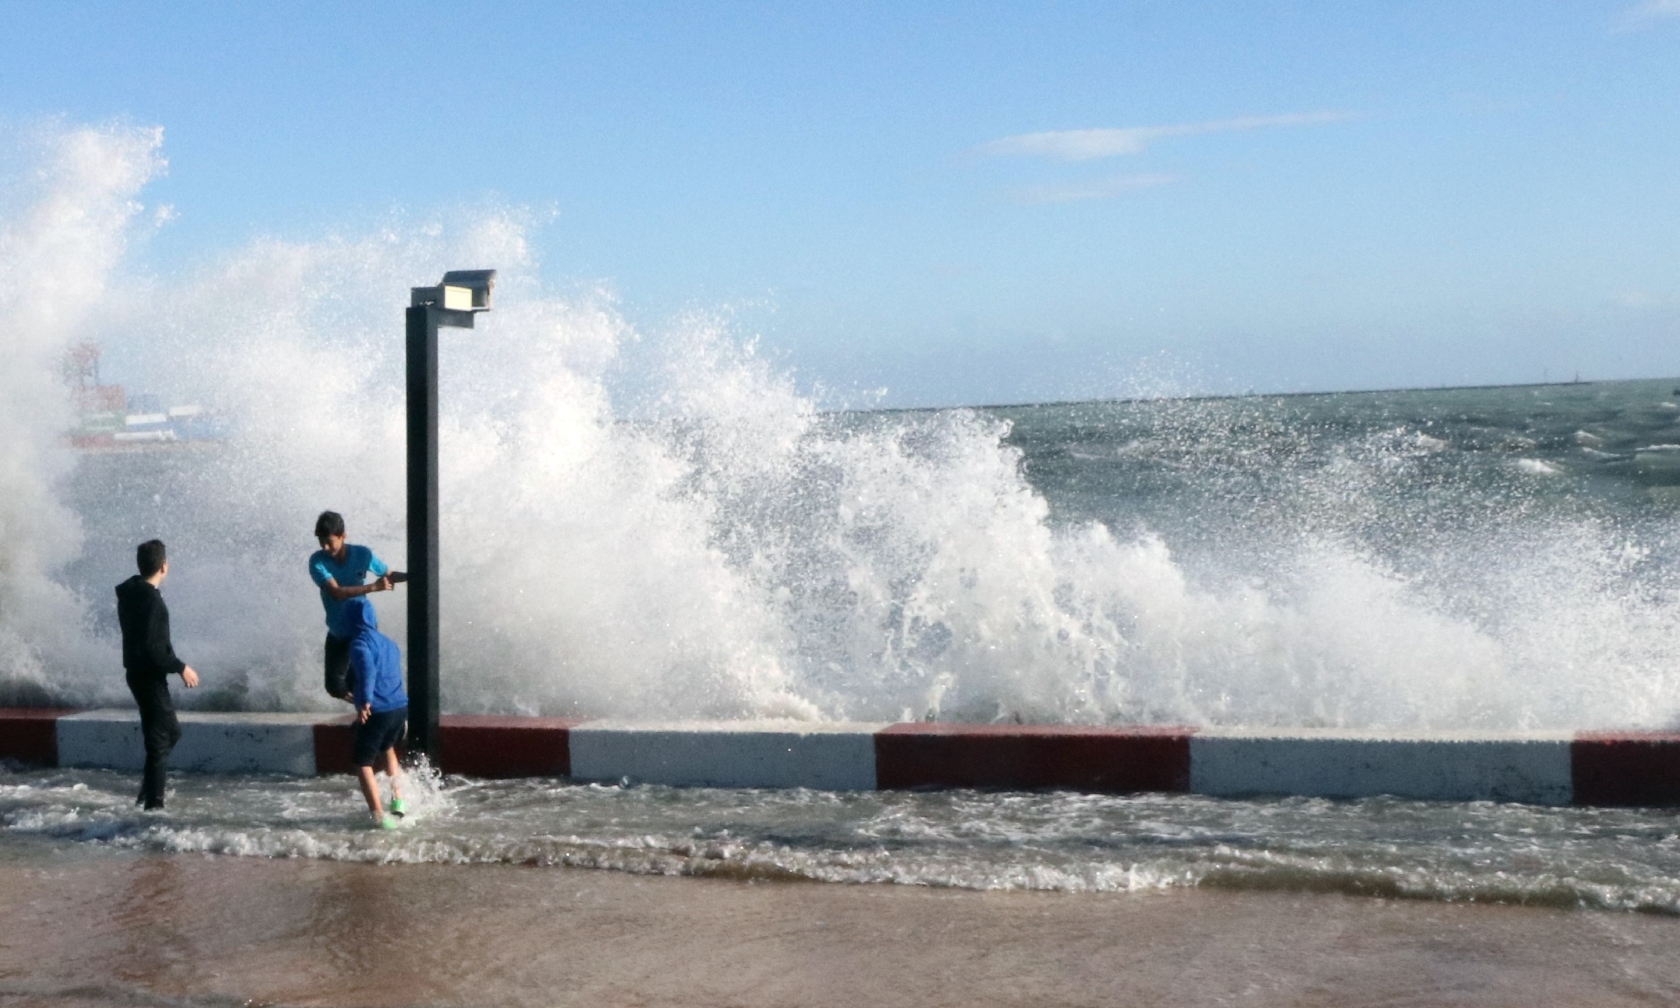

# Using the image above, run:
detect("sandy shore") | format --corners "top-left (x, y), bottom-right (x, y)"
top-left (2, 851), bottom-right (1678, 1007)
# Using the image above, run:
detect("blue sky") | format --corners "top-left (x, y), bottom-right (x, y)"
top-left (4, 1), bottom-right (1680, 406)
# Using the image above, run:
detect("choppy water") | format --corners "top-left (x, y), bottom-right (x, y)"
top-left (7, 764), bottom-right (1680, 913)
top-left (6, 126), bottom-right (1680, 913)
top-left (3, 126), bottom-right (1678, 732)
top-left (30, 377), bottom-right (1680, 733)
top-left (7, 123), bottom-right (1680, 734)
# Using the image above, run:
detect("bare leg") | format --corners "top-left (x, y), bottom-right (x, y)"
top-left (383, 747), bottom-right (404, 803)
top-left (356, 766), bottom-right (384, 821)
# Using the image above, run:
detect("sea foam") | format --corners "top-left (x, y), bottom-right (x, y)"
top-left (2, 123), bottom-right (1680, 732)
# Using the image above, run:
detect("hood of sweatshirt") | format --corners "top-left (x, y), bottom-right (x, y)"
top-left (343, 596), bottom-right (379, 635)
top-left (115, 574), bottom-right (156, 603)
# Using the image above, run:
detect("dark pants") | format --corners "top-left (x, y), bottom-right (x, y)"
top-left (324, 633), bottom-right (351, 699)
top-left (354, 706), bottom-right (408, 767)
top-left (125, 670), bottom-right (181, 809)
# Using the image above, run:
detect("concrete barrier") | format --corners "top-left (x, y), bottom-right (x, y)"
top-left (7, 709), bottom-right (1680, 807)
top-left (875, 723), bottom-right (1192, 793)
top-left (437, 715), bottom-right (576, 779)
top-left (570, 720), bottom-right (883, 790)
top-left (1572, 731), bottom-right (1680, 806)
top-left (313, 713), bottom-right (579, 778)
top-left (0, 708), bottom-right (75, 767)
top-left (56, 711), bottom-right (337, 775)
top-left (312, 716), bottom-right (359, 776)
top-left (1189, 728), bottom-right (1574, 804)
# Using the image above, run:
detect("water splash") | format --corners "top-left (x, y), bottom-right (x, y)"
top-left (0, 125), bottom-right (164, 705)
top-left (10, 766), bottom-right (1680, 912)
top-left (3, 123), bottom-right (1679, 730)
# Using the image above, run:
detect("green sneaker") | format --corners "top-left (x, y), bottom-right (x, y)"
top-left (378, 814), bottom-right (399, 831)
top-left (389, 797), bottom-right (407, 818)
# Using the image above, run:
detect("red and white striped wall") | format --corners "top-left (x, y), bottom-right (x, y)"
top-left (4, 709), bottom-right (1679, 806)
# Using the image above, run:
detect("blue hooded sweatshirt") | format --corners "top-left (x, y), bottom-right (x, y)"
top-left (344, 597), bottom-right (408, 713)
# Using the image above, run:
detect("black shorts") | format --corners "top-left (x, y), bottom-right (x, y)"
top-left (324, 633), bottom-right (351, 699)
top-left (353, 706), bottom-right (407, 767)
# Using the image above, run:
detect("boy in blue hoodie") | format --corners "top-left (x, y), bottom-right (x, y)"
top-left (342, 597), bottom-right (409, 829)
top-left (310, 510), bottom-right (404, 703)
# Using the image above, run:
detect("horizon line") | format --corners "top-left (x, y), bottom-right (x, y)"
top-left (832, 375), bottom-right (1678, 417)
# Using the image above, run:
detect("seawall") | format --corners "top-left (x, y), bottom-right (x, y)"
top-left (5, 709), bottom-right (1679, 806)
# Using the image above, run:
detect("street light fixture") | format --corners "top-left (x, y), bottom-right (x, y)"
top-left (406, 268), bottom-right (495, 761)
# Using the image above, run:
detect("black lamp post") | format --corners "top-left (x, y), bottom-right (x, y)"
top-left (406, 269), bottom-right (495, 761)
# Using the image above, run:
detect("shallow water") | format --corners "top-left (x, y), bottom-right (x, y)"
top-left (9, 848), bottom-right (1680, 1008)
top-left (8, 764), bottom-right (1680, 914)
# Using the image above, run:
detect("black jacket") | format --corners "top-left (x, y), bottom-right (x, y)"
top-left (115, 575), bottom-right (187, 680)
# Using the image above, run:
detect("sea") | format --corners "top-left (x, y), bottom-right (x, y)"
top-left (7, 378), bottom-right (1680, 912)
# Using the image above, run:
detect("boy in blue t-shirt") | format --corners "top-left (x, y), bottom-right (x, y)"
top-left (309, 511), bottom-right (406, 701)
top-left (342, 596), bottom-right (409, 829)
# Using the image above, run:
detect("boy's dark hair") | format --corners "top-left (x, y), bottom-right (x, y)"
top-left (314, 510), bottom-right (346, 540)
top-left (136, 540), bottom-right (167, 577)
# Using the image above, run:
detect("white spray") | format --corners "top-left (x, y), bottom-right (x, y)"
top-left (0, 125), bottom-right (164, 705)
top-left (5, 124), bottom-right (1680, 730)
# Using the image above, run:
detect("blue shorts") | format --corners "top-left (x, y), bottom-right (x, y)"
top-left (353, 706), bottom-right (407, 767)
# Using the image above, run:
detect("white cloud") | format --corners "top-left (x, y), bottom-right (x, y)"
top-left (1616, 0), bottom-right (1680, 29)
top-left (977, 111), bottom-right (1353, 161)
top-left (1010, 173), bottom-right (1177, 205)
top-left (1609, 287), bottom-right (1675, 308)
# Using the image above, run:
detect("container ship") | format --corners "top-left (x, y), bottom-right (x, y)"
top-left (63, 342), bottom-right (224, 450)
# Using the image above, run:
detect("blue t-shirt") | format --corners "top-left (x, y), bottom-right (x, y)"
top-left (309, 544), bottom-right (389, 639)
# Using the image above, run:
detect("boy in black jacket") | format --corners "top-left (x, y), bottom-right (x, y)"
top-left (115, 539), bottom-right (199, 810)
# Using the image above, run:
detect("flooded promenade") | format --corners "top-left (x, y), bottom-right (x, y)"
top-left (5, 845), bottom-right (1680, 1007)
